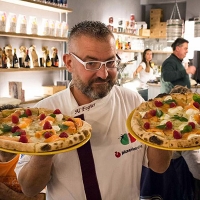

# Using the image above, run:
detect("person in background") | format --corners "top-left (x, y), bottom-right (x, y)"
top-left (160, 37), bottom-right (196, 94)
top-left (0, 152), bottom-right (45, 200)
top-left (140, 85), bottom-right (200, 200)
top-left (133, 48), bottom-right (154, 83)
top-left (15, 21), bottom-right (172, 200)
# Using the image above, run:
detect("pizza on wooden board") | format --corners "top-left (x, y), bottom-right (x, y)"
top-left (131, 92), bottom-right (200, 149)
top-left (0, 108), bottom-right (91, 153)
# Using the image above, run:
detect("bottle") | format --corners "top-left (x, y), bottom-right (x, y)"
top-left (13, 48), bottom-right (19, 68)
top-left (24, 49), bottom-right (30, 68)
top-left (53, 49), bottom-right (59, 67)
top-left (2, 47), bottom-right (7, 68)
top-left (46, 50), bottom-right (52, 67)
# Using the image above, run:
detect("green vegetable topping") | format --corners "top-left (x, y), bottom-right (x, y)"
top-left (0, 124), bottom-right (12, 133)
top-left (58, 124), bottom-right (69, 131)
top-left (49, 114), bottom-right (56, 118)
top-left (181, 125), bottom-right (192, 134)
top-left (172, 115), bottom-right (188, 122)
top-left (156, 124), bottom-right (166, 130)
top-left (19, 113), bottom-right (28, 118)
top-left (156, 109), bottom-right (163, 117)
top-left (163, 99), bottom-right (177, 104)
top-left (193, 94), bottom-right (200, 104)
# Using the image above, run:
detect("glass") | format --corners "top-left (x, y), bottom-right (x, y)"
top-left (70, 53), bottom-right (121, 71)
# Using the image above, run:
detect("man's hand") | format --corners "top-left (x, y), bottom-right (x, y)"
top-left (0, 182), bottom-right (45, 200)
top-left (186, 66), bottom-right (196, 74)
top-left (147, 147), bottom-right (172, 173)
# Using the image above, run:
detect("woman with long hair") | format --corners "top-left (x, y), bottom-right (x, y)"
top-left (133, 48), bottom-right (154, 83)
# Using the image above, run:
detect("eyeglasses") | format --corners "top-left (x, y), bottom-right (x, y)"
top-left (70, 53), bottom-right (121, 71)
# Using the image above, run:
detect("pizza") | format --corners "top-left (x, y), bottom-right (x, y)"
top-left (131, 92), bottom-right (200, 149)
top-left (0, 107), bottom-right (92, 153)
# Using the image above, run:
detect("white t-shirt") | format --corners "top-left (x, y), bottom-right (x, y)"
top-left (15, 85), bottom-right (148, 200)
top-left (138, 62), bottom-right (154, 83)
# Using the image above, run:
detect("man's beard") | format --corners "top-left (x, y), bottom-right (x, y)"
top-left (73, 74), bottom-right (116, 100)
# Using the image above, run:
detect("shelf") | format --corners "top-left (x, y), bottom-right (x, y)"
top-left (113, 31), bottom-right (148, 39)
top-left (0, 66), bottom-right (66, 72)
top-left (0, 0), bottom-right (73, 13)
top-left (0, 31), bottom-right (68, 42)
top-left (117, 49), bottom-right (172, 54)
top-left (113, 31), bottom-right (166, 39)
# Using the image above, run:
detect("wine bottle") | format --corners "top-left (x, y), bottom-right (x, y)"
top-left (46, 50), bottom-right (52, 67)
top-left (53, 49), bottom-right (59, 67)
top-left (24, 49), bottom-right (30, 68)
top-left (13, 48), bottom-right (19, 68)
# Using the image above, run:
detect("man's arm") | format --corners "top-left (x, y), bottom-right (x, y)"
top-left (17, 155), bottom-right (53, 197)
top-left (147, 147), bottom-right (172, 173)
top-left (0, 182), bottom-right (45, 200)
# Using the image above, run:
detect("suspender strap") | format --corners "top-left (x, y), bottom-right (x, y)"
top-left (76, 114), bottom-right (102, 200)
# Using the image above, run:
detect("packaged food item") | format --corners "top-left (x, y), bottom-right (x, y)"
top-left (49, 20), bottom-right (55, 36)
top-left (29, 45), bottom-right (39, 68)
top-left (40, 18), bottom-right (49, 36)
top-left (5, 45), bottom-right (13, 68)
top-left (16, 14), bottom-right (27, 34)
top-left (61, 21), bottom-right (68, 38)
top-left (6, 13), bottom-right (17, 32)
top-left (0, 11), bottom-right (6, 32)
top-left (28, 16), bottom-right (38, 35)
top-left (55, 20), bottom-right (61, 37)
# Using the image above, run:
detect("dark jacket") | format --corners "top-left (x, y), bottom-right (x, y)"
top-left (161, 54), bottom-right (190, 94)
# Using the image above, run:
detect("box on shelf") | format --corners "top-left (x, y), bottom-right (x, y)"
top-left (150, 9), bottom-right (163, 16)
top-left (150, 29), bottom-right (166, 37)
top-left (160, 22), bottom-right (167, 29)
top-left (150, 22), bottom-right (160, 29)
top-left (150, 16), bottom-right (163, 23)
top-left (139, 29), bottom-right (150, 36)
top-left (42, 86), bottom-right (66, 95)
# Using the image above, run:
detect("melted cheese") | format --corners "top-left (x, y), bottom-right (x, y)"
top-left (168, 106), bottom-right (183, 115)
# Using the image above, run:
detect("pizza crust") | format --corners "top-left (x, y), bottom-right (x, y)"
top-left (130, 92), bottom-right (200, 149)
top-left (0, 108), bottom-right (92, 153)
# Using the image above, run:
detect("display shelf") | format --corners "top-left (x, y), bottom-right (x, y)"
top-left (113, 31), bottom-right (148, 39)
top-left (117, 49), bottom-right (172, 54)
top-left (0, 0), bottom-right (73, 13)
top-left (113, 31), bottom-right (166, 39)
top-left (0, 31), bottom-right (68, 42)
top-left (0, 67), bottom-right (66, 72)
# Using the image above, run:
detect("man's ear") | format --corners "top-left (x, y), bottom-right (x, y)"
top-left (63, 54), bottom-right (72, 72)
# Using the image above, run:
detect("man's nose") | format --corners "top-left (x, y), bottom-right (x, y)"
top-left (96, 64), bottom-right (108, 79)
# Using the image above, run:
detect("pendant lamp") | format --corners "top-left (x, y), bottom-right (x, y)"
top-left (166, 0), bottom-right (184, 42)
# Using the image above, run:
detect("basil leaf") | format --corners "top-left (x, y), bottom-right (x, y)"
top-left (19, 113), bottom-right (28, 118)
top-left (163, 99), bottom-right (176, 104)
top-left (193, 94), bottom-right (200, 104)
top-left (49, 114), bottom-right (56, 118)
top-left (0, 124), bottom-right (12, 133)
top-left (172, 115), bottom-right (188, 122)
top-left (181, 125), bottom-right (192, 134)
top-left (58, 124), bottom-right (69, 131)
top-left (156, 124), bottom-right (166, 130)
top-left (156, 109), bottom-right (163, 117)
top-left (12, 131), bottom-right (21, 136)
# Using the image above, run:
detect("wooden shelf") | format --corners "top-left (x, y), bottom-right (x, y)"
top-left (0, 66), bottom-right (66, 72)
top-left (0, 31), bottom-right (68, 41)
top-left (113, 31), bottom-right (166, 39)
top-left (117, 49), bottom-right (172, 54)
top-left (113, 31), bottom-right (148, 39)
top-left (0, 0), bottom-right (73, 13)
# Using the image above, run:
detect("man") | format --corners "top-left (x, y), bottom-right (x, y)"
top-left (161, 37), bottom-right (196, 94)
top-left (15, 21), bottom-right (172, 200)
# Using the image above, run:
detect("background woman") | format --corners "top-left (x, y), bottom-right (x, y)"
top-left (133, 48), bottom-right (154, 83)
